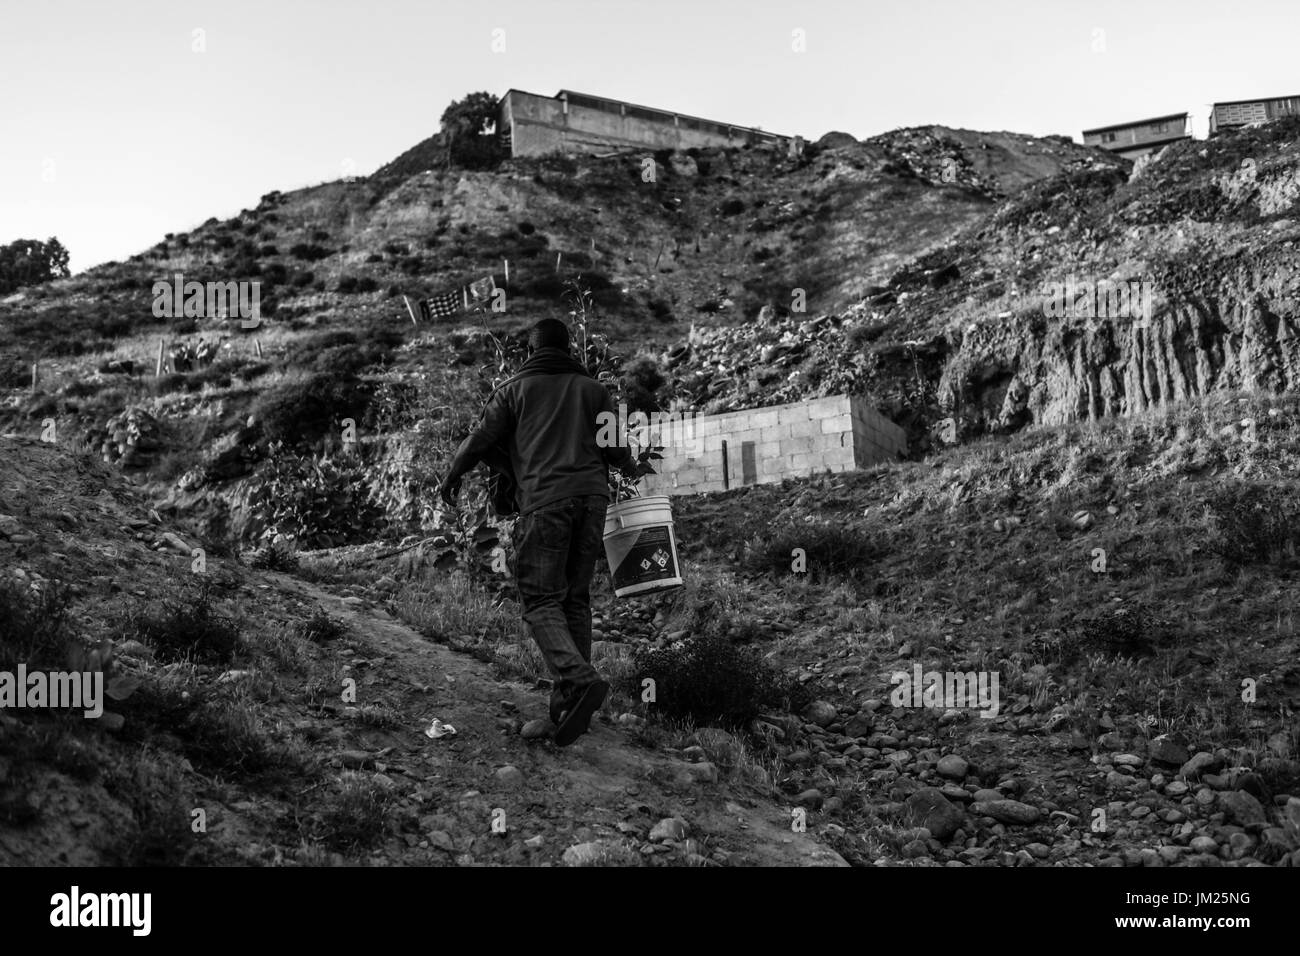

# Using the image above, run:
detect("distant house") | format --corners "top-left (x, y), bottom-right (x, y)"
top-left (498, 88), bottom-right (796, 158)
top-left (1081, 113), bottom-right (1191, 161)
top-left (1209, 95), bottom-right (1300, 136)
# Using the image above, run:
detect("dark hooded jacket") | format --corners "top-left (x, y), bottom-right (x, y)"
top-left (446, 347), bottom-right (633, 516)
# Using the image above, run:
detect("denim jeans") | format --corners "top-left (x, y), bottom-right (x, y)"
top-left (512, 494), bottom-right (609, 718)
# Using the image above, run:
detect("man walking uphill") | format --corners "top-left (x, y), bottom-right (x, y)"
top-left (439, 319), bottom-right (638, 747)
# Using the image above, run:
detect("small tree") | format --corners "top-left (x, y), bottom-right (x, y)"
top-left (0, 237), bottom-right (71, 294)
top-left (440, 92), bottom-right (505, 169)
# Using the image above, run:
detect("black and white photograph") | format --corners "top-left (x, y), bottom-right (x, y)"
top-left (0, 0), bottom-right (1294, 935)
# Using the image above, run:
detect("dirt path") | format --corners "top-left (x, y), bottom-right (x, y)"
top-left (277, 574), bottom-right (848, 867)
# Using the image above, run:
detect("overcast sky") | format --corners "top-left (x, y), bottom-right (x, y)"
top-left (3, 0), bottom-right (1298, 273)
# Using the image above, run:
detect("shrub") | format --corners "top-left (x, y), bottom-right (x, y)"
top-left (247, 445), bottom-right (384, 547)
top-left (741, 522), bottom-right (883, 580)
top-left (296, 607), bottom-right (348, 644)
top-left (250, 373), bottom-right (372, 447)
top-left (289, 243), bottom-right (331, 262)
top-left (337, 275), bottom-right (378, 294)
top-left (248, 540), bottom-right (298, 571)
top-left (0, 580), bottom-right (72, 670)
top-left (619, 354), bottom-right (667, 413)
top-left (1206, 484), bottom-right (1300, 567)
top-left (121, 584), bottom-right (242, 664)
top-left (630, 633), bottom-right (805, 728)
top-left (316, 774), bottom-right (392, 850)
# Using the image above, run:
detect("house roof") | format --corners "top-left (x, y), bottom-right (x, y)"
top-left (1081, 113), bottom-right (1189, 136)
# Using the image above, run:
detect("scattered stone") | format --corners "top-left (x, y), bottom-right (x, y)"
top-left (338, 750), bottom-right (374, 769)
top-left (678, 762), bottom-right (719, 785)
top-left (936, 754), bottom-right (969, 780)
top-left (1218, 790), bottom-right (1266, 827)
top-left (1148, 734), bottom-right (1191, 766)
top-left (1181, 752), bottom-right (1222, 780)
top-left (562, 841), bottom-right (641, 867)
top-left (495, 765), bottom-right (526, 790)
top-left (904, 788), bottom-right (965, 841)
top-left (520, 719), bottom-right (553, 740)
top-left (649, 818), bottom-right (689, 842)
top-left (971, 799), bottom-right (1041, 825)
top-left (844, 713), bottom-right (874, 737)
top-left (795, 789), bottom-right (824, 810)
top-left (803, 700), bottom-right (838, 727)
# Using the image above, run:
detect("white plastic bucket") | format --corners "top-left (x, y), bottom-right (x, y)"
top-left (602, 495), bottom-right (683, 598)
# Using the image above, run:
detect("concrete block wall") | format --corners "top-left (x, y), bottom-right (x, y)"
top-left (849, 397), bottom-right (908, 468)
top-left (641, 394), bottom-right (904, 497)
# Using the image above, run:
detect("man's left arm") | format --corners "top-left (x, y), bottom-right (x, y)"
top-left (439, 390), bottom-right (514, 506)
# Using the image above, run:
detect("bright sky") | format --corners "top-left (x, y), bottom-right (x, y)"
top-left (2, 0), bottom-right (1297, 273)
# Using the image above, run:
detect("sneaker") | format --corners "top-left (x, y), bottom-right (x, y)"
top-left (554, 680), bottom-right (609, 747)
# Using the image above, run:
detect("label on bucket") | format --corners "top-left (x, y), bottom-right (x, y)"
top-left (609, 525), bottom-right (678, 590)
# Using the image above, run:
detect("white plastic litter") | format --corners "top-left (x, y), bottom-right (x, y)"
top-left (425, 718), bottom-right (457, 739)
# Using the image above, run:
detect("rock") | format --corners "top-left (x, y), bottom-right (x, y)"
top-left (972, 788), bottom-right (1003, 802)
top-left (936, 754), bottom-right (969, 780)
top-left (649, 817), bottom-right (689, 842)
top-left (795, 789), bottom-right (824, 810)
top-left (495, 765), bottom-right (526, 790)
top-left (904, 788), bottom-right (965, 841)
top-left (520, 718), bottom-right (553, 740)
top-left (338, 750), bottom-right (374, 769)
top-left (902, 839), bottom-right (930, 859)
top-left (803, 700), bottom-right (838, 727)
top-left (562, 841), bottom-right (641, 867)
top-left (1181, 752), bottom-right (1222, 780)
top-left (1113, 753), bottom-right (1144, 767)
top-left (1218, 790), bottom-right (1266, 826)
top-left (115, 640), bottom-right (154, 660)
top-left (844, 713), bottom-right (874, 737)
top-left (971, 799), bottom-right (1041, 825)
top-left (678, 762), bottom-right (719, 785)
top-left (524, 835), bottom-right (544, 849)
top-left (1148, 734), bottom-right (1191, 766)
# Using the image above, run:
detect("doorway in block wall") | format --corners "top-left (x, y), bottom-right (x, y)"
top-left (740, 441), bottom-right (757, 486)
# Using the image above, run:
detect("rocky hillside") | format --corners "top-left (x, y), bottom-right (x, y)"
top-left (3, 387), bottom-right (1297, 867)
top-left (654, 117), bottom-right (1300, 450)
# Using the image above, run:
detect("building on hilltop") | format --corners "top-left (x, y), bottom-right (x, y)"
top-left (1209, 95), bottom-right (1300, 136)
top-left (1080, 112), bottom-right (1191, 161)
top-left (498, 88), bottom-right (799, 158)
top-left (638, 394), bottom-right (906, 497)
